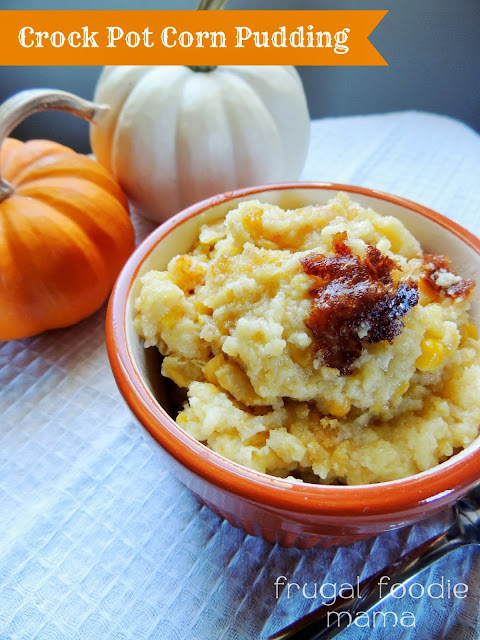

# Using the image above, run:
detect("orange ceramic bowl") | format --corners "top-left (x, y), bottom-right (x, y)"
top-left (106, 183), bottom-right (480, 549)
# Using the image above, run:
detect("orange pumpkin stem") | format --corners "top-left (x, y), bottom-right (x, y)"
top-left (0, 89), bottom-right (108, 203)
top-left (0, 178), bottom-right (14, 203)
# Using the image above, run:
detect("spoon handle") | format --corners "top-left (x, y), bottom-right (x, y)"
top-left (265, 525), bottom-right (467, 640)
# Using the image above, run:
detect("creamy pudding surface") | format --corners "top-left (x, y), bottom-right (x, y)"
top-left (134, 193), bottom-right (480, 485)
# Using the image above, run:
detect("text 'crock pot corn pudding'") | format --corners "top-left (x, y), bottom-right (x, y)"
top-left (134, 193), bottom-right (480, 485)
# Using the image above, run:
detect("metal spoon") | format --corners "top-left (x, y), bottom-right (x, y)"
top-left (265, 486), bottom-right (480, 640)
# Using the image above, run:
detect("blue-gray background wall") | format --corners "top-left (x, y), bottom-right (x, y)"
top-left (1, 0), bottom-right (479, 152)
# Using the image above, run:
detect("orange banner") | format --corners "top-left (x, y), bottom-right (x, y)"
top-left (0, 10), bottom-right (387, 66)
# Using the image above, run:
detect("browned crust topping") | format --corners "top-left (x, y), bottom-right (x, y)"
top-left (301, 232), bottom-right (419, 375)
top-left (420, 253), bottom-right (474, 301)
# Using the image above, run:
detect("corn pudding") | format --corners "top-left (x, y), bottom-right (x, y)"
top-left (134, 193), bottom-right (480, 485)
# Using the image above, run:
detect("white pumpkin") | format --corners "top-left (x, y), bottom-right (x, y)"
top-left (90, 65), bottom-right (310, 223)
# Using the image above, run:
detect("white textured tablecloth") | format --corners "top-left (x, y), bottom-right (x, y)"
top-left (1, 112), bottom-right (480, 640)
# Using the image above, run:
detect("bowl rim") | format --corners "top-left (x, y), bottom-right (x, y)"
top-left (106, 181), bottom-right (480, 518)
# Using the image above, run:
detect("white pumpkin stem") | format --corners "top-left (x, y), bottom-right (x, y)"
top-left (0, 89), bottom-right (108, 203)
top-left (196, 0), bottom-right (228, 9)
top-left (189, 0), bottom-right (228, 72)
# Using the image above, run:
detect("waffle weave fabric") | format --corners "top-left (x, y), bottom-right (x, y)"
top-left (1, 111), bottom-right (479, 640)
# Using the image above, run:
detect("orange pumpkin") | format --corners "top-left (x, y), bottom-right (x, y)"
top-left (0, 90), bottom-right (135, 341)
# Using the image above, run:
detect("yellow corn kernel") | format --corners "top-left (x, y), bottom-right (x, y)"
top-left (168, 255), bottom-right (206, 291)
top-left (203, 355), bottom-right (222, 386)
top-left (289, 344), bottom-right (312, 368)
top-left (243, 207), bottom-right (263, 237)
top-left (393, 380), bottom-right (410, 402)
top-left (415, 338), bottom-right (446, 371)
top-left (461, 322), bottom-right (478, 342)
top-left (193, 300), bottom-right (212, 316)
top-left (424, 326), bottom-right (444, 340)
top-left (162, 356), bottom-right (202, 389)
top-left (245, 431), bottom-right (269, 447)
top-left (161, 309), bottom-right (180, 329)
top-left (177, 413), bottom-right (188, 424)
top-left (204, 353), bottom-right (263, 405)
top-left (211, 253), bottom-right (232, 278)
top-left (328, 397), bottom-right (351, 418)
